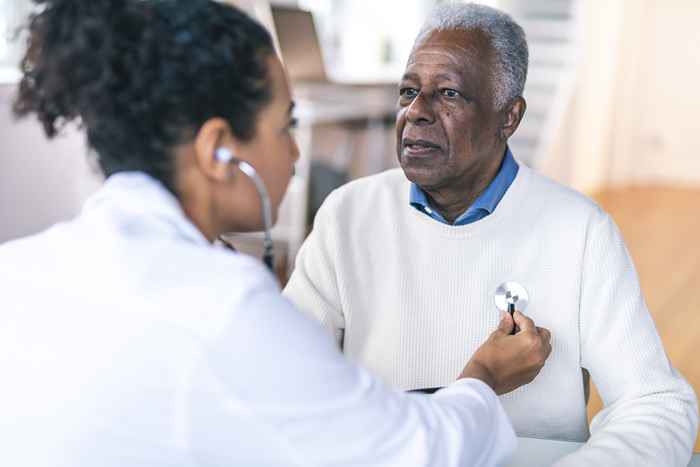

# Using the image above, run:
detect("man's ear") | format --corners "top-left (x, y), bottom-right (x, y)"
top-left (193, 118), bottom-right (242, 182)
top-left (499, 96), bottom-right (526, 141)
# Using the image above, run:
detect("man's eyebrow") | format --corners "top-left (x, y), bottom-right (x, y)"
top-left (288, 101), bottom-right (295, 114)
top-left (400, 72), bottom-right (420, 82)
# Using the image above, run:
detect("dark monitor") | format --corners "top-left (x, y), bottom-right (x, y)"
top-left (271, 6), bottom-right (327, 82)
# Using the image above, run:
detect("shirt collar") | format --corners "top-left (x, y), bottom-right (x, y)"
top-left (409, 148), bottom-right (518, 225)
top-left (465, 148), bottom-right (518, 216)
top-left (83, 171), bottom-right (210, 246)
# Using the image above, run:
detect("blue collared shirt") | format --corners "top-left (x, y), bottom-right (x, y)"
top-left (409, 148), bottom-right (519, 225)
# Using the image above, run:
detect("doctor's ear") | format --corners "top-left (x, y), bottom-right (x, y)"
top-left (498, 96), bottom-right (526, 141)
top-left (193, 117), bottom-right (241, 181)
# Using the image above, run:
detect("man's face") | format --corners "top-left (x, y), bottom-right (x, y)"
top-left (396, 28), bottom-right (503, 191)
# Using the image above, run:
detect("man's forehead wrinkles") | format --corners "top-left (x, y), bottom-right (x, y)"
top-left (419, 40), bottom-right (476, 56)
top-left (407, 41), bottom-right (483, 67)
top-left (406, 51), bottom-right (469, 69)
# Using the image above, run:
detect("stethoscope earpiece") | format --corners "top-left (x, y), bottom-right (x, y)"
top-left (214, 146), bottom-right (275, 273)
top-left (215, 147), bottom-right (234, 164)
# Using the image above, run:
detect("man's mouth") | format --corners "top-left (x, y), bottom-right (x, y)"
top-left (402, 138), bottom-right (442, 157)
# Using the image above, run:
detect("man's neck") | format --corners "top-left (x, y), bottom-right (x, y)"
top-left (423, 150), bottom-right (506, 224)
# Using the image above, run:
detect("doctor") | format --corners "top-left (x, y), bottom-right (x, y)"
top-left (0, 1), bottom-right (551, 466)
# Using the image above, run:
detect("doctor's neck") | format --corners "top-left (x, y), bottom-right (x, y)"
top-left (174, 156), bottom-right (229, 244)
top-left (179, 194), bottom-right (221, 244)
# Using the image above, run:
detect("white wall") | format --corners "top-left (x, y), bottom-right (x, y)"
top-left (539, 0), bottom-right (623, 192)
top-left (0, 2), bottom-right (103, 243)
top-left (0, 85), bottom-right (103, 243)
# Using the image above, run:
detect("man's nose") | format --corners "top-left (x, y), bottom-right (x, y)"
top-left (406, 92), bottom-right (436, 125)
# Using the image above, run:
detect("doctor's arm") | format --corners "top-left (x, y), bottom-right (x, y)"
top-left (554, 213), bottom-right (698, 467)
top-left (194, 277), bottom-right (550, 467)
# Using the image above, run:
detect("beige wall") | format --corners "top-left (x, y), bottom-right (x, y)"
top-left (542, 0), bottom-right (700, 193)
top-left (609, 0), bottom-right (700, 186)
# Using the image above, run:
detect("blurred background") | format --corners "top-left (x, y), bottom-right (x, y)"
top-left (1, 0), bottom-right (698, 450)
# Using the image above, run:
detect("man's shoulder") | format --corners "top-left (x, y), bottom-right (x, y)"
top-left (324, 168), bottom-right (408, 211)
top-left (519, 165), bottom-right (605, 220)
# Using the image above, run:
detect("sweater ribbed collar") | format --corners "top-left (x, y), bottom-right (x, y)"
top-left (401, 161), bottom-right (532, 239)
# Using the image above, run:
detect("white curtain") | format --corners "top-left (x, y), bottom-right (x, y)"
top-left (541, 0), bottom-right (700, 192)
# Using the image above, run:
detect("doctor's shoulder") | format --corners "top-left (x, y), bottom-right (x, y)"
top-left (0, 223), bottom-right (69, 279)
top-left (146, 244), bottom-right (286, 333)
top-left (190, 244), bottom-right (280, 296)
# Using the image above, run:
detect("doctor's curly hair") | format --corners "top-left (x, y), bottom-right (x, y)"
top-left (13, 0), bottom-right (275, 192)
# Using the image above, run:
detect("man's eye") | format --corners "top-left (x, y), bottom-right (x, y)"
top-left (289, 117), bottom-right (299, 129)
top-left (400, 88), bottom-right (419, 99)
top-left (441, 88), bottom-right (460, 98)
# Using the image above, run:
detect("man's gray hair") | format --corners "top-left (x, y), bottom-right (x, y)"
top-left (415, 2), bottom-right (528, 109)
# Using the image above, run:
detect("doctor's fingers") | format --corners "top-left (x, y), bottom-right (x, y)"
top-left (535, 327), bottom-right (553, 360)
top-left (512, 310), bottom-right (536, 333)
top-left (495, 312), bottom-right (516, 335)
top-left (536, 326), bottom-right (551, 343)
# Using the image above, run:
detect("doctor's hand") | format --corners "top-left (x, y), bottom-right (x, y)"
top-left (458, 311), bottom-right (551, 395)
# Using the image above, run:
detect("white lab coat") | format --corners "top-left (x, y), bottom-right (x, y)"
top-left (0, 172), bottom-right (515, 466)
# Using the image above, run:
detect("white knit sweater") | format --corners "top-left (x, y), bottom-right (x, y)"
top-left (284, 164), bottom-right (699, 466)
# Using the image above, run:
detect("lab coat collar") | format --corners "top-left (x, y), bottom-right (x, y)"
top-left (84, 171), bottom-right (211, 247)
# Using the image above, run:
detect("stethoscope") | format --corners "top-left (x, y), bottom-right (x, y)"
top-left (215, 147), bottom-right (275, 272)
top-left (494, 281), bottom-right (529, 319)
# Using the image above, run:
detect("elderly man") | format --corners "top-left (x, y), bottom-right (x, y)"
top-left (284, 3), bottom-right (698, 466)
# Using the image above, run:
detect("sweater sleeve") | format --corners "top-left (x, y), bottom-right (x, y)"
top-left (554, 212), bottom-right (698, 467)
top-left (283, 192), bottom-right (345, 346)
top-left (193, 277), bottom-right (516, 467)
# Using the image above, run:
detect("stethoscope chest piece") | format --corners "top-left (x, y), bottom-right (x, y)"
top-left (494, 281), bottom-right (529, 314)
